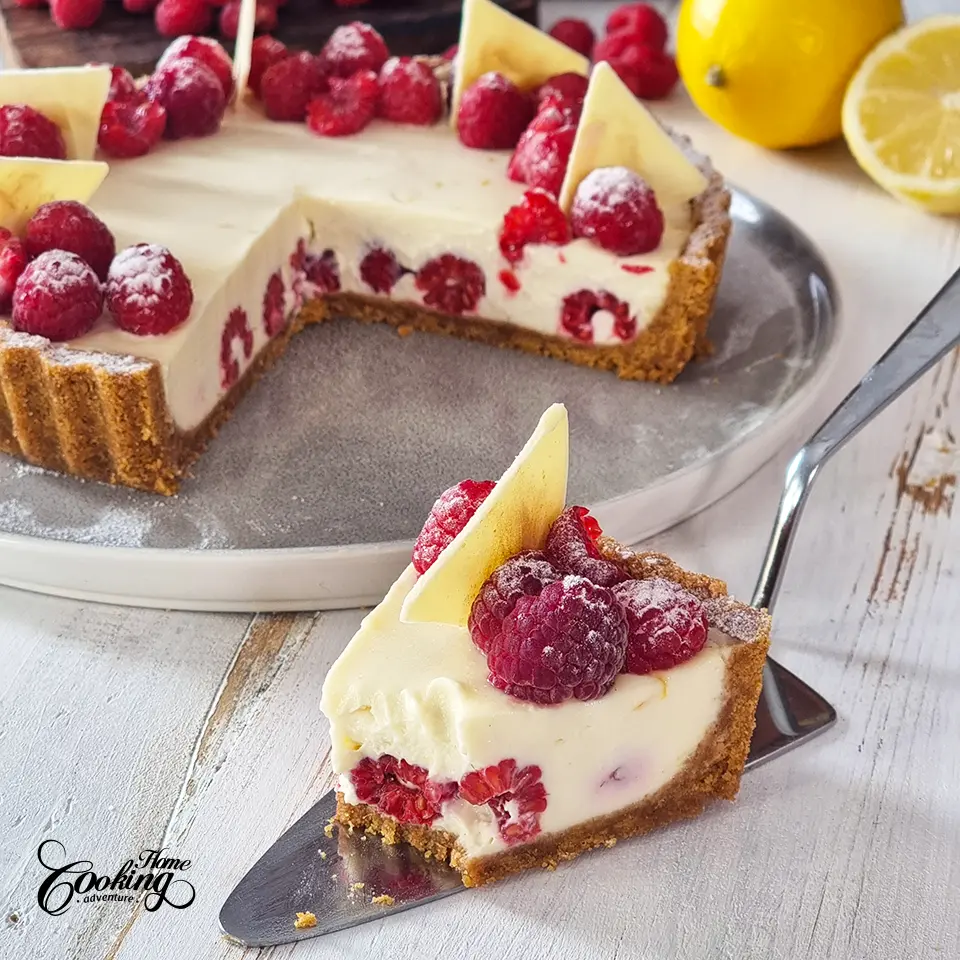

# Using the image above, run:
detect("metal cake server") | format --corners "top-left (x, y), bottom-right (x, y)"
top-left (220, 267), bottom-right (960, 947)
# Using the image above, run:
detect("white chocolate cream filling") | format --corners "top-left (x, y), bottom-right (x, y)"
top-left (17, 104), bottom-right (693, 432)
top-left (320, 566), bottom-right (734, 859)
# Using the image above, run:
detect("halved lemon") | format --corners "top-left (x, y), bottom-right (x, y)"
top-left (842, 15), bottom-right (960, 214)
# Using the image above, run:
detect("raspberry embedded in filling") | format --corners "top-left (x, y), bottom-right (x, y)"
top-left (350, 755), bottom-right (457, 825)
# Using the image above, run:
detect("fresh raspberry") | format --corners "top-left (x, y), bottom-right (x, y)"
top-left (304, 247), bottom-right (340, 293)
top-left (50, 0), bottom-right (103, 29)
top-left (11, 251), bottom-right (103, 343)
top-left (377, 57), bottom-right (442, 126)
top-left (99, 64), bottom-right (141, 103)
top-left (350, 756), bottom-right (457, 826)
top-left (220, 306), bottom-right (253, 389)
top-left (614, 578), bottom-right (709, 674)
top-left (98, 100), bottom-right (167, 158)
top-left (592, 29), bottom-right (651, 65)
top-left (560, 289), bottom-right (636, 342)
top-left (606, 48), bottom-right (679, 100)
top-left (260, 52), bottom-right (327, 122)
top-left (144, 58), bottom-right (226, 139)
top-left (306, 70), bottom-right (378, 137)
top-left (605, 3), bottom-right (668, 50)
top-left (457, 72), bottom-right (534, 150)
top-left (157, 35), bottom-right (235, 100)
top-left (122, 0), bottom-right (157, 13)
top-left (105, 243), bottom-right (193, 336)
top-left (248, 35), bottom-right (288, 97)
top-left (218, 0), bottom-right (277, 40)
top-left (545, 506), bottom-right (629, 587)
top-left (0, 230), bottom-right (27, 312)
top-left (0, 105), bottom-right (66, 160)
top-left (507, 125), bottom-right (576, 197)
top-left (536, 72), bottom-right (589, 107)
top-left (412, 478), bottom-right (495, 575)
top-left (154, 0), bottom-right (212, 38)
top-left (359, 245), bottom-right (403, 294)
top-left (262, 270), bottom-right (285, 337)
top-left (486, 575), bottom-right (628, 704)
top-left (571, 166), bottom-right (664, 256)
top-left (319, 21), bottom-right (389, 78)
top-left (25, 201), bottom-right (116, 282)
top-left (459, 760), bottom-right (547, 845)
top-left (547, 18), bottom-right (595, 57)
top-left (442, 44), bottom-right (458, 61)
top-left (415, 255), bottom-right (485, 315)
top-left (499, 190), bottom-right (570, 265)
top-left (468, 550), bottom-right (560, 653)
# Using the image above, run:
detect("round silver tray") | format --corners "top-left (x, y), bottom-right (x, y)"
top-left (0, 188), bottom-right (841, 611)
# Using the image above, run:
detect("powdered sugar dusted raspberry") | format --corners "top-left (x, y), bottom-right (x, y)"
top-left (469, 550), bottom-right (560, 653)
top-left (306, 70), bottom-right (378, 137)
top-left (260, 52), bottom-right (327, 123)
top-left (415, 255), bottom-right (485, 315)
top-left (412, 478), bottom-right (495, 575)
top-left (144, 57), bottom-right (226, 140)
top-left (486, 575), bottom-right (628, 704)
top-left (25, 201), bottom-right (116, 282)
top-left (509, 125), bottom-right (576, 198)
top-left (614, 577), bottom-right (709, 674)
top-left (560, 289), bottom-right (637, 343)
top-left (377, 57), bottom-right (442, 126)
top-left (101, 65), bottom-right (140, 104)
top-left (457, 72), bottom-right (534, 150)
top-left (351, 755), bottom-right (456, 826)
top-left (545, 506), bottom-right (629, 587)
top-left (220, 306), bottom-right (253, 389)
top-left (459, 760), bottom-right (547, 845)
top-left (359, 245), bottom-right (403, 294)
top-left (320, 21), bottom-right (389, 78)
top-left (0, 105), bottom-right (66, 160)
top-left (499, 190), bottom-right (570, 265)
top-left (248, 35), bottom-right (289, 98)
top-left (262, 270), bottom-right (285, 337)
top-left (0, 230), bottom-right (28, 312)
top-left (12, 251), bottom-right (103, 343)
top-left (105, 243), bottom-right (193, 336)
top-left (571, 166), bottom-right (665, 256)
top-left (157, 35), bottom-right (235, 100)
top-left (98, 100), bottom-right (167, 158)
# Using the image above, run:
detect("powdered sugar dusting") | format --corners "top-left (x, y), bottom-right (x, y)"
top-left (107, 244), bottom-right (176, 306)
top-left (703, 596), bottom-right (765, 645)
top-left (24, 250), bottom-right (99, 294)
top-left (574, 166), bottom-right (653, 215)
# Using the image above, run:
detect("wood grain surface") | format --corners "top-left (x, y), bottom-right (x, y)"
top-left (1, 2), bottom-right (958, 959)
top-left (0, 0), bottom-right (538, 74)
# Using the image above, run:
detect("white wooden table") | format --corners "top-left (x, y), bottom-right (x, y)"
top-left (2, 3), bottom-right (959, 958)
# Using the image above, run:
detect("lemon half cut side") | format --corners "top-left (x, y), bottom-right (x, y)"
top-left (842, 15), bottom-right (960, 214)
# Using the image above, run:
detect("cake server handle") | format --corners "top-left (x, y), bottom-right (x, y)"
top-left (752, 265), bottom-right (960, 612)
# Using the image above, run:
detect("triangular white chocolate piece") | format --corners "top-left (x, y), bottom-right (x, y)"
top-left (558, 62), bottom-right (708, 213)
top-left (450, 0), bottom-right (589, 123)
top-left (0, 66), bottom-right (111, 161)
top-left (230, 0), bottom-right (258, 105)
top-left (0, 158), bottom-right (110, 234)
top-left (400, 403), bottom-right (569, 627)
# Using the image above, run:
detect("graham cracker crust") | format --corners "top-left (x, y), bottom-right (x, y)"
top-left (0, 171), bottom-right (730, 494)
top-left (335, 541), bottom-right (770, 888)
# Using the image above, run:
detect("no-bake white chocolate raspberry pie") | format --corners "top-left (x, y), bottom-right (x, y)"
top-left (0, 0), bottom-right (731, 493)
top-left (320, 405), bottom-right (769, 887)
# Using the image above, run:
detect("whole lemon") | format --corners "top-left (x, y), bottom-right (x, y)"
top-left (677, 0), bottom-right (904, 149)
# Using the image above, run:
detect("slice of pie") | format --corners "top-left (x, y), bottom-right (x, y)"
top-left (320, 404), bottom-right (769, 887)
top-left (0, 1), bottom-right (731, 493)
